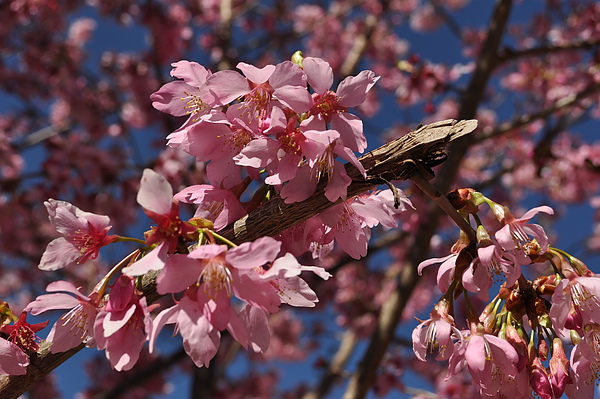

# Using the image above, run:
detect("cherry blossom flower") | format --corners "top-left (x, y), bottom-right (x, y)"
top-left (565, 323), bottom-right (600, 399)
top-left (550, 274), bottom-right (600, 336)
top-left (279, 129), bottom-right (366, 203)
top-left (123, 168), bottom-right (197, 276)
top-left (94, 275), bottom-right (152, 371)
top-left (412, 300), bottom-right (462, 361)
top-left (451, 328), bottom-right (521, 398)
top-left (150, 60), bottom-right (213, 126)
top-left (256, 252), bottom-right (331, 308)
top-left (318, 189), bottom-right (410, 259)
top-left (495, 205), bottom-right (554, 260)
top-left (201, 60), bottom-right (312, 131)
top-left (156, 237), bottom-right (282, 329)
top-left (39, 199), bottom-right (118, 271)
top-left (26, 281), bottom-right (101, 353)
top-left (302, 57), bottom-right (379, 152)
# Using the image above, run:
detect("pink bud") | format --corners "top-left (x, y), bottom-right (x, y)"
top-left (549, 338), bottom-right (573, 398)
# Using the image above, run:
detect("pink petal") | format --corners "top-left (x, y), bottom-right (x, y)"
top-left (324, 161), bottom-right (351, 202)
top-left (137, 169), bottom-right (173, 216)
top-left (102, 305), bottom-right (136, 337)
top-left (25, 292), bottom-right (80, 315)
top-left (122, 242), bottom-right (168, 276)
top-left (202, 70), bottom-right (249, 106)
top-left (187, 244), bottom-right (227, 260)
top-left (177, 297), bottom-right (220, 367)
top-left (276, 276), bottom-right (318, 307)
top-left (38, 237), bottom-right (81, 271)
top-left (150, 81), bottom-right (194, 116)
top-left (465, 335), bottom-right (486, 372)
top-left (239, 305), bottom-right (270, 353)
top-left (237, 62), bottom-right (275, 84)
top-left (336, 70), bottom-right (379, 107)
top-left (170, 60), bottom-right (211, 86)
top-left (520, 205), bottom-right (554, 221)
top-left (331, 113), bottom-right (367, 153)
top-left (226, 236), bottom-right (281, 269)
top-left (157, 254), bottom-right (201, 295)
top-left (273, 86), bottom-right (312, 113)
top-left (303, 57), bottom-right (333, 94)
top-left (0, 339), bottom-right (28, 375)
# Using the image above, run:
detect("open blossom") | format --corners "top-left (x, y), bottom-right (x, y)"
top-left (412, 300), bottom-right (461, 362)
top-left (279, 128), bottom-right (366, 203)
top-left (495, 205), bottom-right (553, 260)
top-left (94, 275), bottom-right (152, 371)
top-left (201, 60), bottom-right (312, 131)
top-left (26, 281), bottom-right (101, 353)
top-left (149, 290), bottom-right (224, 368)
top-left (449, 328), bottom-right (522, 398)
top-left (150, 60), bottom-right (213, 130)
top-left (0, 312), bottom-right (48, 353)
top-left (255, 252), bottom-right (331, 308)
top-left (156, 237), bottom-right (283, 330)
top-left (302, 56), bottom-right (379, 152)
top-left (39, 199), bottom-right (118, 271)
top-left (318, 189), bottom-right (411, 259)
top-left (549, 274), bottom-right (600, 336)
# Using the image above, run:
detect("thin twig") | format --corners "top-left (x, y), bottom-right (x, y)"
top-left (410, 169), bottom-right (476, 242)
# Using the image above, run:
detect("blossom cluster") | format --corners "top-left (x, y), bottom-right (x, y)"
top-left (413, 188), bottom-right (600, 399)
top-left (0, 55), bottom-right (411, 375)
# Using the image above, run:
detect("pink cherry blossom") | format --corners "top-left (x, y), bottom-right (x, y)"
top-left (418, 253), bottom-right (458, 294)
top-left (412, 300), bottom-right (461, 362)
top-left (39, 199), bottom-right (118, 271)
top-left (550, 274), bottom-right (600, 335)
top-left (256, 252), bottom-right (331, 307)
top-left (150, 60), bottom-right (213, 122)
top-left (94, 275), bottom-right (152, 371)
top-left (201, 60), bottom-right (312, 131)
top-left (302, 56), bottom-right (379, 152)
top-left (25, 281), bottom-right (100, 353)
top-left (495, 205), bottom-right (554, 260)
top-left (149, 291), bottom-right (222, 368)
top-left (457, 329), bottom-right (521, 398)
top-left (157, 237), bottom-right (283, 330)
top-left (279, 129), bottom-right (366, 203)
top-left (318, 189), bottom-right (410, 259)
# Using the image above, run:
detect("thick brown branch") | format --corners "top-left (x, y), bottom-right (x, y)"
top-left (0, 119), bottom-right (476, 399)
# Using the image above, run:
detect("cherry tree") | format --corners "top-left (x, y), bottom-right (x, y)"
top-left (0, 0), bottom-right (599, 398)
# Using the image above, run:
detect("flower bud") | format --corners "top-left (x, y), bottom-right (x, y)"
top-left (291, 50), bottom-right (304, 66)
top-left (549, 338), bottom-right (572, 398)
